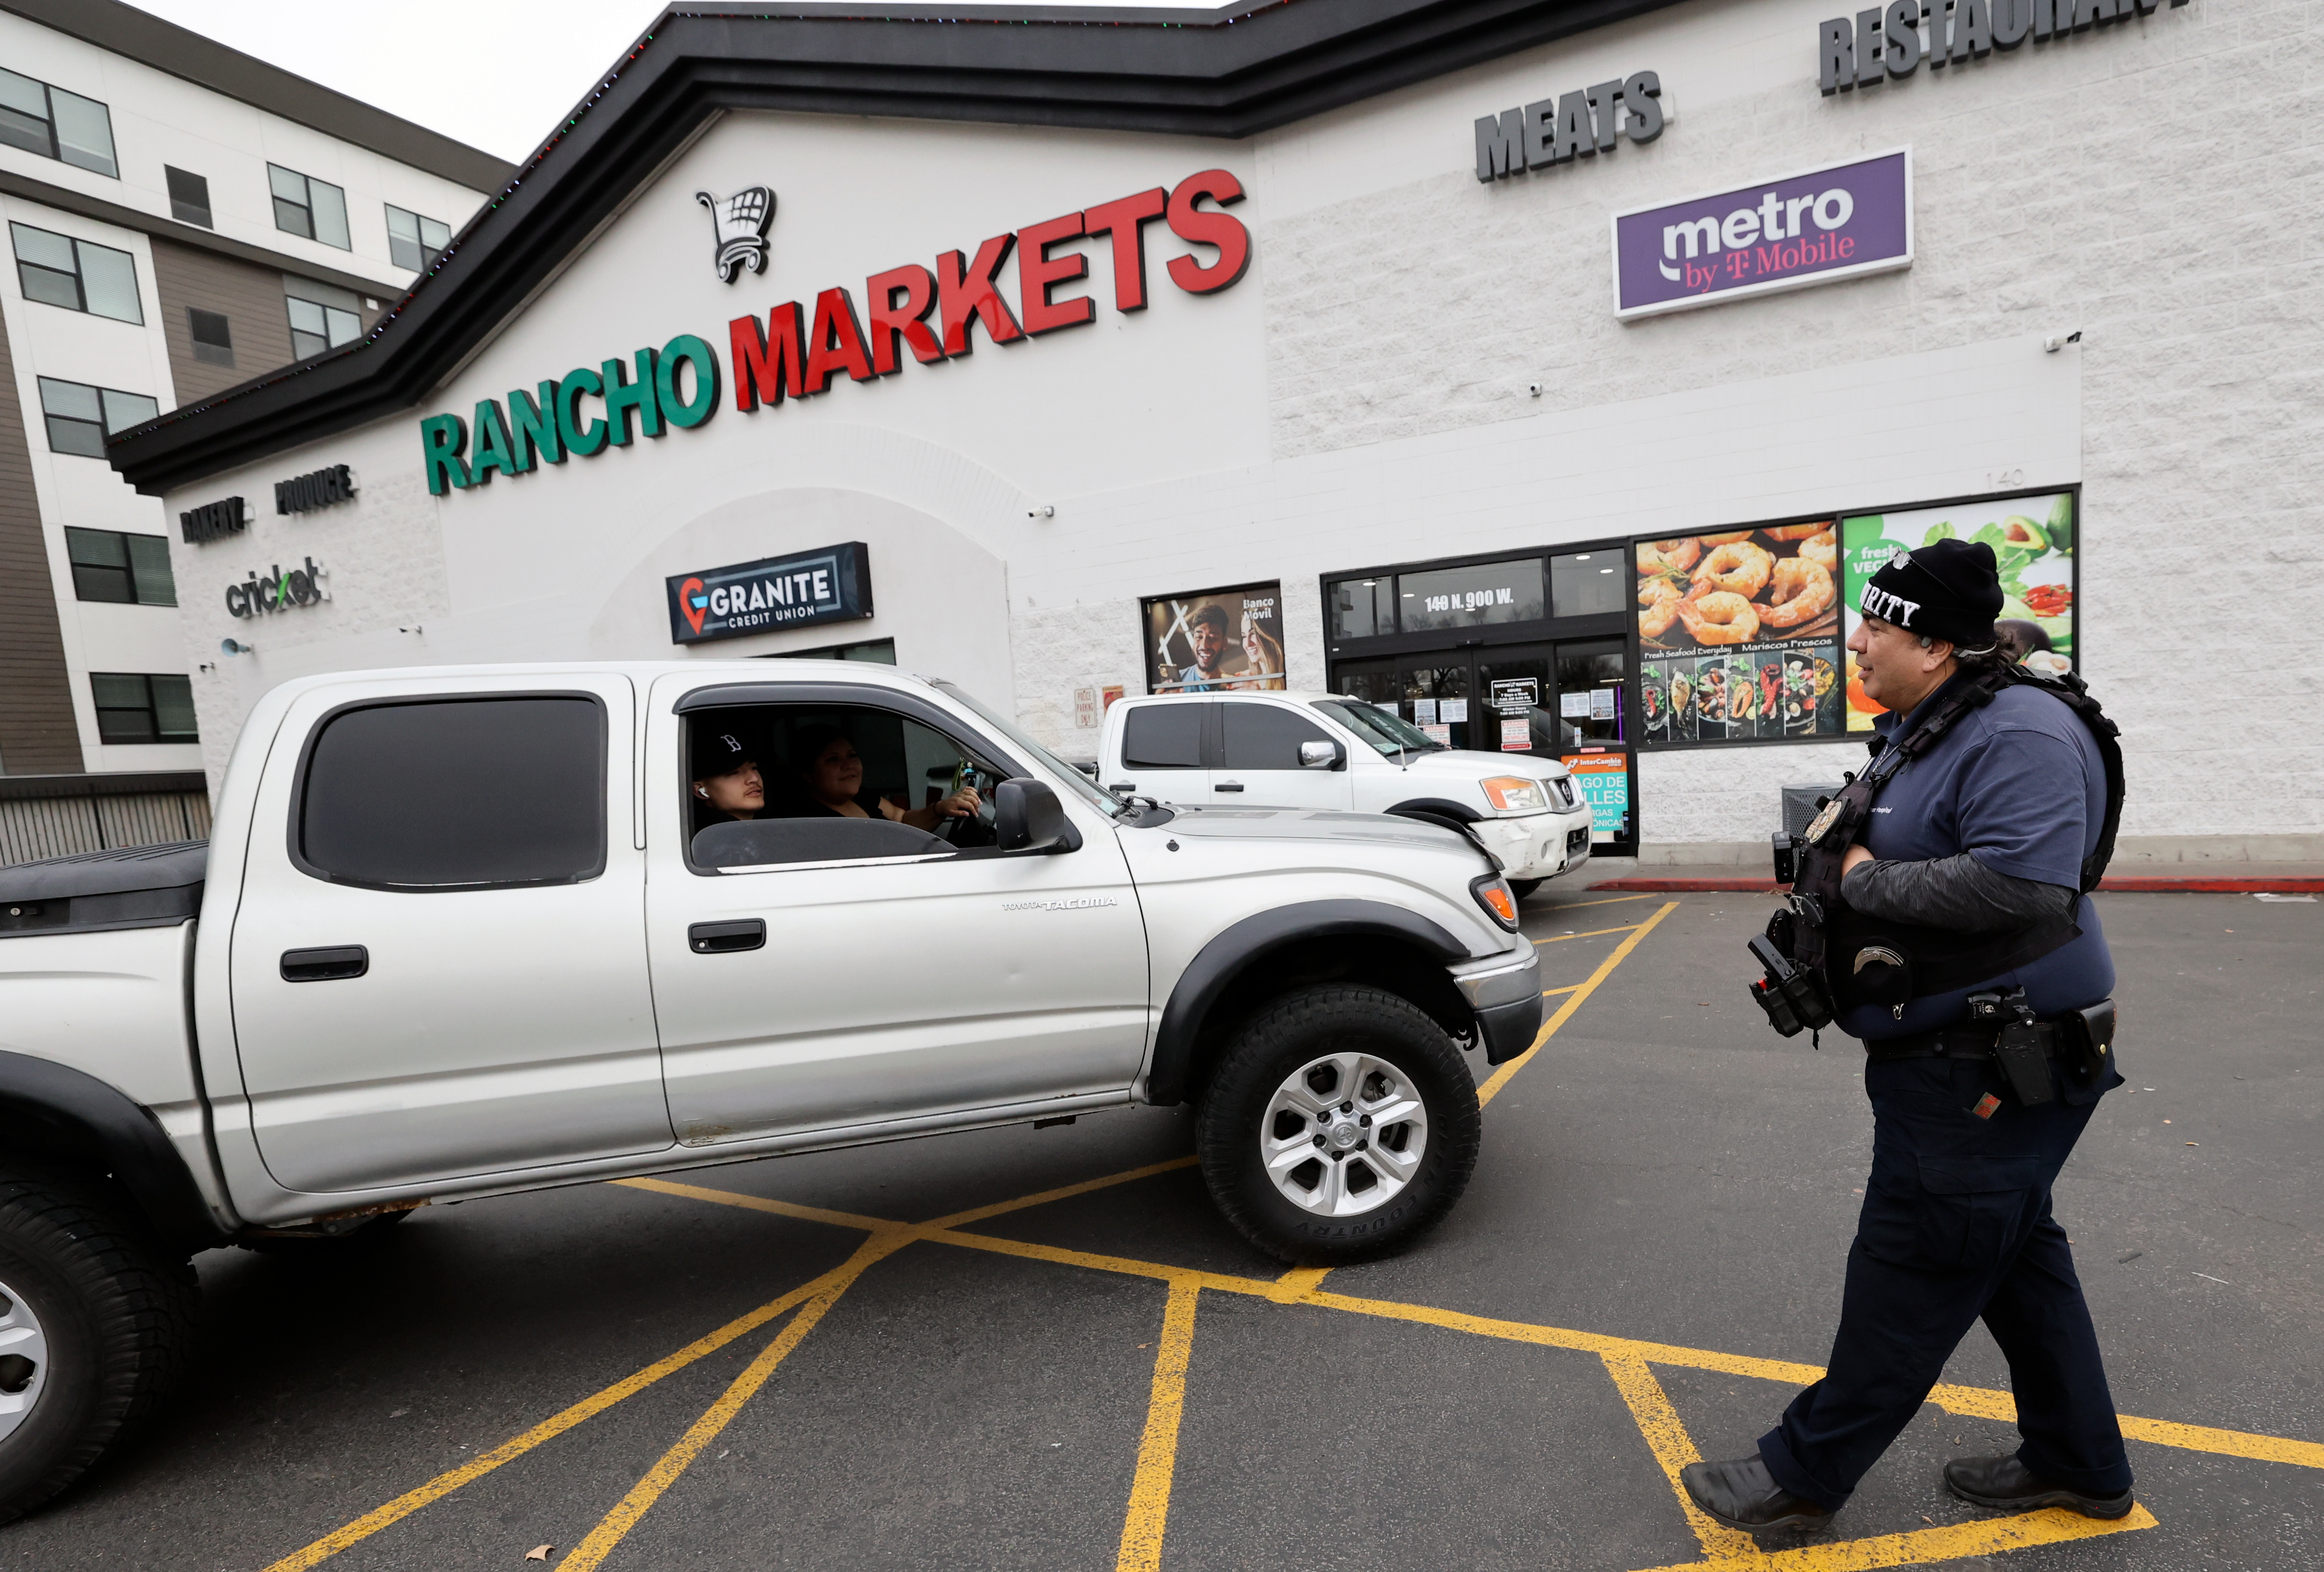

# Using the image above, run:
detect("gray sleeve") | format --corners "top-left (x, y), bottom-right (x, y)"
top-left (1842, 851), bottom-right (2078, 933)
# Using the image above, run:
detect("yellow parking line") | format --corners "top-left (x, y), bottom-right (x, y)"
top-left (1542, 983), bottom-right (1584, 997)
top-left (1623, 1503), bottom-right (2159, 1572)
top-left (1600, 1353), bottom-right (1757, 1561)
top-left (928, 1154), bottom-right (1199, 1230)
top-left (1115, 1280), bottom-right (1201, 1572)
top-left (1533, 922), bottom-right (1650, 944)
top-left (1483, 903), bottom-right (1679, 1106)
top-left (1550, 893), bottom-right (1662, 909)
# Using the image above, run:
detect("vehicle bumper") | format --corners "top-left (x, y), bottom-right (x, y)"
top-left (1471, 810), bottom-right (1595, 882)
top-left (1452, 945), bottom-right (1544, 1066)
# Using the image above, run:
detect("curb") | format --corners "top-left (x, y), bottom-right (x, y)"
top-left (1590, 877), bottom-right (2324, 895)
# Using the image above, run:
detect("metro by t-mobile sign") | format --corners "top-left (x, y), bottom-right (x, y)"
top-left (1610, 150), bottom-right (1911, 319)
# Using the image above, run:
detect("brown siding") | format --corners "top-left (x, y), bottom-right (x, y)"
top-left (149, 237), bottom-right (300, 405)
top-left (0, 304), bottom-right (83, 775)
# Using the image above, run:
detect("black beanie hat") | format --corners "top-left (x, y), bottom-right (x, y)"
top-left (1859, 538), bottom-right (2003, 649)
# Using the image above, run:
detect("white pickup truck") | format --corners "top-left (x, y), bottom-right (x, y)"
top-left (0, 660), bottom-right (1542, 1521)
top-left (1096, 690), bottom-right (1596, 895)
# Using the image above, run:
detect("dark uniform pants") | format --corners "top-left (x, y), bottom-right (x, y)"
top-left (1757, 1055), bottom-right (2133, 1510)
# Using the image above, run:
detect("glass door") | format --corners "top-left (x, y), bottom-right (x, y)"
top-left (1335, 658), bottom-right (1477, 751)
top-left (1552, 639), bottom-right (1635, 852)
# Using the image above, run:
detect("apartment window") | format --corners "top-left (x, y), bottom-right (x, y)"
top-left (0, 67), bottom-right (118, 177)
top-left (37, 378), bottom-right (159, 457)
top-left (91, 673), bottom-right (198, 745)
top-left (165, 166), bottom-right (213, 228)
top-left (66, 527), bottom-right (176, 606)
top-left (268, 164), bottom-right (350, 249)
top-left (188, 307), bottom-right (234, 366)
top-left (10, 222), bottom-right (142, 323)
top-left (286, 295), bottom-right (361, 360)
top-left (385, 204), bottom-right (451, 271)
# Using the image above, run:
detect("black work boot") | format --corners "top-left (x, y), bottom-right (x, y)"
top-left (1943, 1455), bottom-right (2135, 1519)
top-left (1680, 1456), bottom-right (1833, 1531)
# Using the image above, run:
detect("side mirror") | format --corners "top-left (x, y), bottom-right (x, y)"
top-left (1299, 740), bottom-right (1345, 771)
top-left (994, 778), bottom-right (1079, 853)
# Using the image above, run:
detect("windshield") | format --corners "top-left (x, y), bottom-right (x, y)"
top-left (1311, 698), bottom-right (1446, 759)
top-left (933, 679), bottom-right (1126, 818)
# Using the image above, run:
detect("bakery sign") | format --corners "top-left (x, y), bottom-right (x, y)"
top-left (1610, 149), bottom-right (1910, 320)
top-left (666, 541), bottom-right (872, 645)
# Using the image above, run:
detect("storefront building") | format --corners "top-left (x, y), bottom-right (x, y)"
top-left (111, 0), bottom-right (2321, 863)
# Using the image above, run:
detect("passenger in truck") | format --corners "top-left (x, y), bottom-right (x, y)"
top-left (691, 730), bottom-right (766, 834)
top-left (779, 724), bottom-right (982, 831)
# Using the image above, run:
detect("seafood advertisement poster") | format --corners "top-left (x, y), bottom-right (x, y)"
top-left (1839, 491), bottom-right (2076, 733)
top-left (1635, 524), bottom-right (1846, 746)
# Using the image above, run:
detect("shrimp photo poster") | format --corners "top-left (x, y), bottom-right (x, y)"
top-left (1634, 529), bottom-right (1845, 745)
top-left (1839, 491), bottom-right (2076, 732)
top-left (1142, 582), bottom-right (1287, 694)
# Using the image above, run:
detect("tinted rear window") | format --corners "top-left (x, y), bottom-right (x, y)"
top-left (298, 696), bottom-right (604, 889)
top-left (1219, 703), bottom-right (1331, 770)
top-left (1122, 704), bottom-right (1205, 769)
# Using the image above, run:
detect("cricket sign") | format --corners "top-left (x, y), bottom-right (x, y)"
top-left (666, 541), bottom-right (873, 644)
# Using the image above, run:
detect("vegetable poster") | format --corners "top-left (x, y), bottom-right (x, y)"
top-left (1840, 492), bottom-right (2076, 732)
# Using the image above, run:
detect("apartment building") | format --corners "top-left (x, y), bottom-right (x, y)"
top-left (0, 0), bottom-right (504, 855)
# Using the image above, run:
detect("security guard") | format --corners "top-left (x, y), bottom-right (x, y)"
top-left (1683, 539), bottom-right (2133, 1531)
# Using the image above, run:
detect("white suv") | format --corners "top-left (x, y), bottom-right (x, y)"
top-left (1097, 690), bottom-right (1596, 895)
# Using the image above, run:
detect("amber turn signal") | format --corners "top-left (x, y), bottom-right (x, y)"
top-left (1470, 873), bottom-right (1522, 930)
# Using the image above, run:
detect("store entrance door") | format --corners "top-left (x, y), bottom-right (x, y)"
top-left (1334, 639), bottom-right (1637, 853)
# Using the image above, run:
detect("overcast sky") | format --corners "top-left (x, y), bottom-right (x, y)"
top-left (134, 1), bottom-right (1230, 163)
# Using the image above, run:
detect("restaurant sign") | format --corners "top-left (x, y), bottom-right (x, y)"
top-left (1610, 149), bottom-right (1910, 320)
top-left (666, 541), bottom-right (872, 645)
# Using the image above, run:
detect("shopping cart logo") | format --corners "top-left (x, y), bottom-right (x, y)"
top-left (694, 186), bottom-right (775, 283)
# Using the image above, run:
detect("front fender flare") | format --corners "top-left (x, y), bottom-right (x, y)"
top-left (0, 1049), bottom-right (223, 1252)
top-left (1144, 900), bottom-right (1474, 1107)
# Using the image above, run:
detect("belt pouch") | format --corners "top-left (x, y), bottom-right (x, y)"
top-left (2063, 998), bottom-right (2117, 1086)
top-left (1993, 1021), bottom-right (2056, 1107)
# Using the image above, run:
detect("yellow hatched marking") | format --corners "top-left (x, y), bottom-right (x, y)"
top-left (1115, 1280), bottom-right (1201, 1572)
top-left (1624, 1504), bottom-right (2158, 1572)
top-left (1483, 902), bottom-right (1680, 1105)
top-left (1533, 921), bottom-right (1651, 944)
top-left (1600, 1353), bottom-right (1758, 1560)
top-left (1546, 892), bottom-right (1663, 909)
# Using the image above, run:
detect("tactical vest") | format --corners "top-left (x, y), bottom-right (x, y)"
top-left (1778, 663), bottom-right (2125, 1018)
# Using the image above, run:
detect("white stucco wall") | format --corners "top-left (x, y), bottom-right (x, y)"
top-left (159, 0), bottom-right (2324, 852)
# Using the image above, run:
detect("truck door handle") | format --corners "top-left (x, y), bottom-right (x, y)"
top-left (689, 920), bottom-right (765, 954)
top-left (281, 945), bottom-right (368, 982)
top-left (1213, 782), bottom-right (1244, 792)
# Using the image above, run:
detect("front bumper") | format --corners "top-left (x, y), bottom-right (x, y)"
top-left (1451, 945), bottom-right (1544, 1065)
top-left (1470, 809), bottom-right (1595, 882)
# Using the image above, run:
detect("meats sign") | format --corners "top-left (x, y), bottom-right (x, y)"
top-left (1610, 150), bottom-right (1910, 320)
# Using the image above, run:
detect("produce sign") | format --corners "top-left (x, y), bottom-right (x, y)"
top-left (1839, 491), bottom-right (2076, 732)
top-left (1635, 525), bottom-right (1845, 746)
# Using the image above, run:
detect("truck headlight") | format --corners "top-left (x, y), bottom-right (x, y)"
top-left (1470, 872), bottom-right (1522, 931)
top-left (1481, 776), bottom-right (1547, 814)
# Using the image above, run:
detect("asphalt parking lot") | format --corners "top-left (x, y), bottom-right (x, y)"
top-left (13, 887), bottom-right (2320, 1571)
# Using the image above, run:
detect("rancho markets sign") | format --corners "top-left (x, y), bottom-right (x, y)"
top-left (416, 169), bottom-right (1251, 496)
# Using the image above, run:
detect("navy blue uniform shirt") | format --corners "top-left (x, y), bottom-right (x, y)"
top-left (1838, 673), bottom-right (2116, 1042)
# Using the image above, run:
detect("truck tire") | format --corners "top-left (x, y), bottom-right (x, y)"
top-left (0, 1170), bottom-right (198, 1525)
top-left (1196, 986), bottom-right (1481, 1266)
top-left (1507, 879), bottom-right (1544, 900)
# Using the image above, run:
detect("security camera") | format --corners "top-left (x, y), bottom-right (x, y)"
top-left (1526, 382), bottom-right (1544, 397)
top-left (1027, 504), bottom-right (1055, 520)
top-left (2042, 330), bottom-right (2082, 353)
top-left (220, 637), bottom-right (253, 655)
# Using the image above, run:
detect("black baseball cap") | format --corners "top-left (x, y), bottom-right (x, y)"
top-left (1859, 538), bottom-right (2003, 649)
top-left (692, 729), bottom-right (755, 779)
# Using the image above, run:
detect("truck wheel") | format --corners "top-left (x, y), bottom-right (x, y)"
top-left (0, 1172), bottom-right (198, 1525)
top-left (1507, 879), bottom-right (1544, 900)
top-left (1196, 986), bottom-right (1481, 1266)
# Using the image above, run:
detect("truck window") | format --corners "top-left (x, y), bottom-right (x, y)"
top-left (1122, 704), bottom-right (1206, 769)
top-left (1219, 703), bottom-right (1331, 770)
top-left (296, 696), bottom-right (605, 890)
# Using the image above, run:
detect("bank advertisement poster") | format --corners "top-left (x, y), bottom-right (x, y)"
top-left (1559, 753), bottom-right (1632, 842)
top-left (1839, 491), bottom-right (2076, 732)
top-left (1635, 528), bottom-right (1845, 746)
top-left (1142, 582), bottom-right (1286, 693)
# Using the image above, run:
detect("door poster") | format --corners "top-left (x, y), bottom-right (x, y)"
top-left (1560, 754), bottom-right (1632, 842)
top-left (1142, 582), bottom-right (1286, 693)
top-left (1840, 491), bottom-right (2076, 732)
top-left (1634, 528), bottom-right (1845, 746)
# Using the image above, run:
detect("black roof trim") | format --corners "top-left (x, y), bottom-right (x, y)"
top-left (0, 769), bottom-right (207, 803)
top-left (107, 0), bottom-right (1681, 495)
top-left (2, 0), bottom-right (513, 192)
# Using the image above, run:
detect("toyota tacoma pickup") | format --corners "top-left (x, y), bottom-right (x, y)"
top-left (0, 660), bottom-right (1540, 1521)
top-left (1097, 690), bottom-right (1596, 895)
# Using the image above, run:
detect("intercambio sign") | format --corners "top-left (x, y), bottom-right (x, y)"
top-left (1610, 149), bottom-right (1911, 319)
